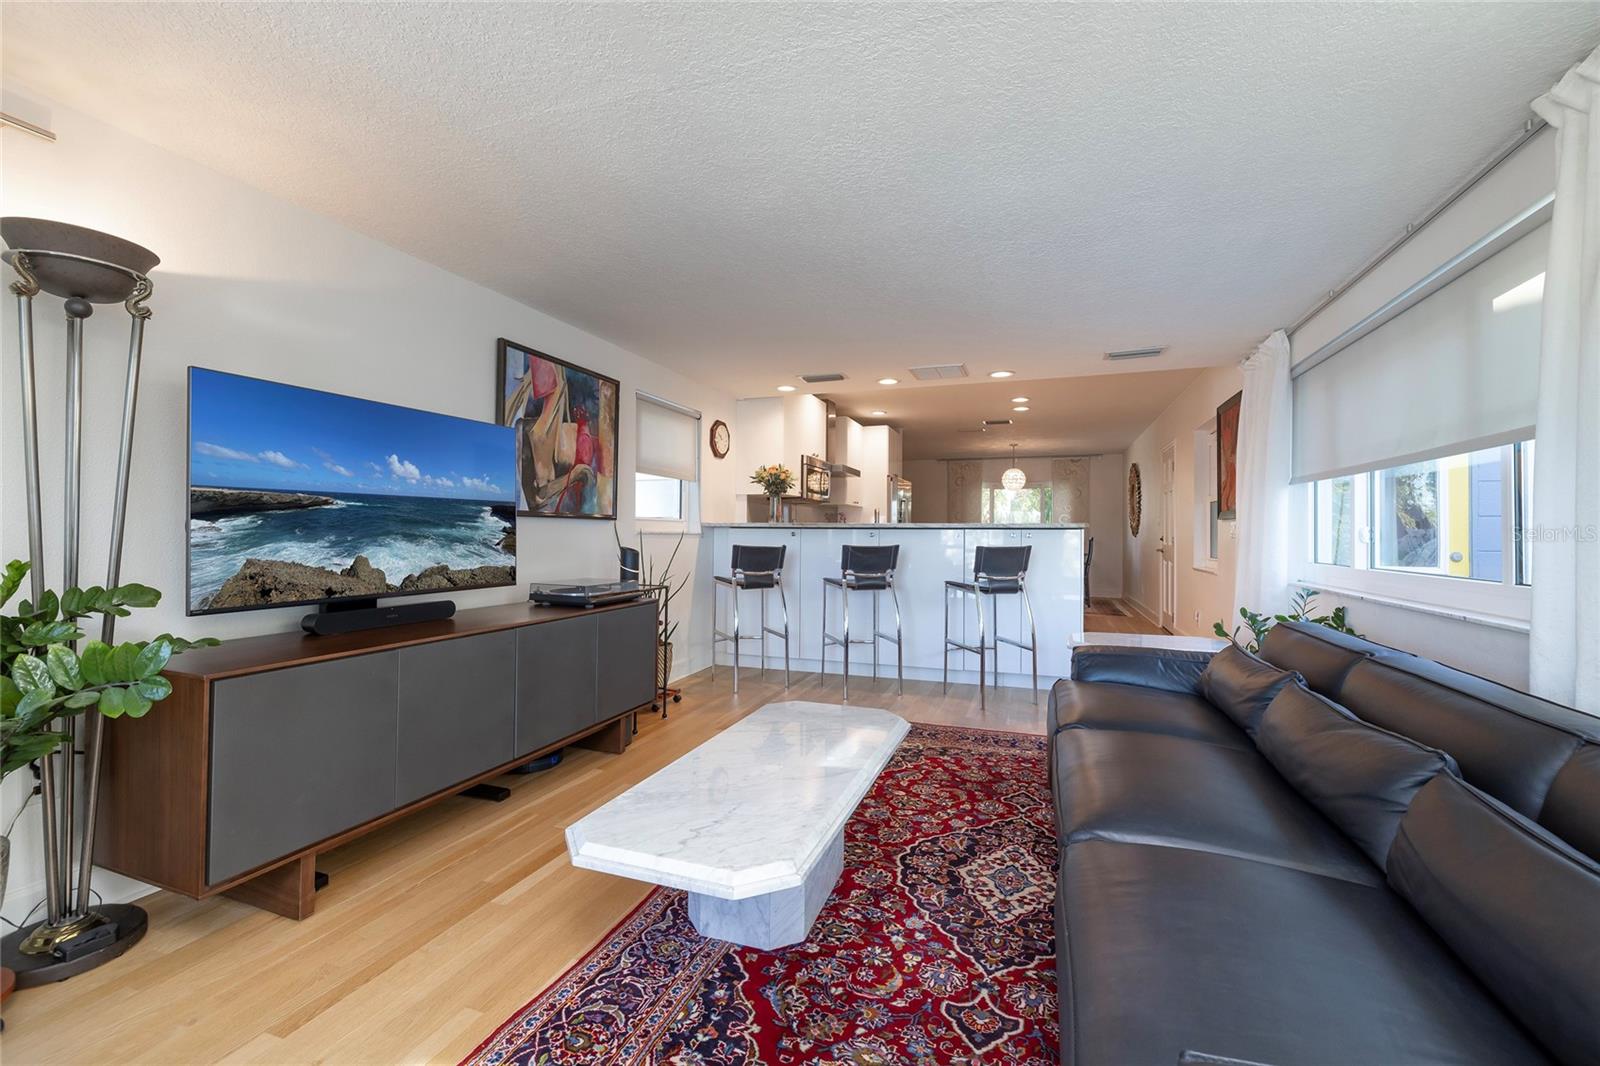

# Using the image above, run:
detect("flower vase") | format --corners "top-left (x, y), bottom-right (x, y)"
top-left (768, 493), bottom-right (783, 523)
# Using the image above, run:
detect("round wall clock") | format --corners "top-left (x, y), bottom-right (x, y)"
top-left (1128, 463), bottom-right (1143, 537)
top-left (709, 419), bottom-right (731, 459)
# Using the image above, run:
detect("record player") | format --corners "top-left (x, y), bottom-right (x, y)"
top-left (528, 579), bottom-right (648, 608)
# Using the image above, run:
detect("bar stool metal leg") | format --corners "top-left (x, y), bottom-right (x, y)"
top-left (731, 584), bottom-right (741, 694)
top-left (942, 587), bottom-right (950, 693)
top-left (842, 586), bottom-right (851, 702)
top-left (872, 593), bottom-right (880, 683)
top-left (1022, 583), bottom-right (1038, 697)
top-left (778, 581), bottom-right (791, 687)
top-left (886, 584), bottom-right (904, 695)
top-left (974, 589), bottom-right (987, 710)
top-left (760, 589), bottom-right (769, 678)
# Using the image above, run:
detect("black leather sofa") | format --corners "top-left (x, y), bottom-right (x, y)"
top-left (1048, 621), bottom-right (1600, 1066)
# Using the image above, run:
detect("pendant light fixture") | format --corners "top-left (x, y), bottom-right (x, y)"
top-left (1001, 444), bottom-right (1026, 490)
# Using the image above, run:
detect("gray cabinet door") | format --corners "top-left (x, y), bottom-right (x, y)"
top-left (208, 652), bottom-right (399, 884)
top-left (515, 615), bottom-right (598, 756)
top-left (397, 631), bottom-right (516, 805)
top-left (597, 602), bottom-right (658, 719)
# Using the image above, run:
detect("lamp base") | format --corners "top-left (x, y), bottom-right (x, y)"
top-left (0, 903), bottom-right (147, 988)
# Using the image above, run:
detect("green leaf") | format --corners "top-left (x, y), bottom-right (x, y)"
top-left (1, 675), bottom-right (19, 717)
top-left (122, 692), bottom-right (154, 718)
top-left (2, 730), bottom-right (67, 776)
top-left (20, 620), bottom-right (81, 646)
top-left (11, 655), bottom-right (53, 694)
top-left (109, 642), bottom-right (141, 683)
top-left (15, 685), bottom-right (55, 718)
top-left (45, 645), bottom-right (83, 690)
top-left (29, 590), bottom-right (59, 622)
top-left (132, 676), bottom-right (172, 702)
top-left (0, 560), bottom-right (28, 609)
top-left (133, 639), bottom-right (172, 679)
top-left (97, 687), bottom-right (130, 718)
top-left (112, 583), bottom-right (160, 608)
top-left (79, 640), bottom-right (112, 685)
top-left (63, 690), bottom-right (100, 709)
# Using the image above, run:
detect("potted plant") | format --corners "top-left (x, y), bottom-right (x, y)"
top-left (616, 530), bottom-right (688, 690)
top-left (1214, 587), bottom-right (1358, 654)
top-left (750, 464), bottom-right (794, 523)
top-left (0, 560), bottom-right (217, 914)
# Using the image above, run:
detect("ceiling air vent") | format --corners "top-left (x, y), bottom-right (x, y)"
top-left (909, 364), bottom-right (969, 380)
top-left (1104, 346), bottom-right (1167, 362)
top-left (982, 418), bottom-right (1013, 427)
top-left (799, 372), bottom-right (846, 384)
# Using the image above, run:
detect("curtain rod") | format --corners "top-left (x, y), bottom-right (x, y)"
top-left (1284, 116), bottom-right (1548, 339)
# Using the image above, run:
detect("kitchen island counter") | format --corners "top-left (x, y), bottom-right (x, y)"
top-left (703, 524), bottom-right (1085, 690)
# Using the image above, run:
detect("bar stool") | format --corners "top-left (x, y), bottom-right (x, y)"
top-left (943, 544), bottom-right (1037, 708)
top-left (821, 543), bottom-right (903, 700)
top-left (712, 544), bottom-right (790, 694)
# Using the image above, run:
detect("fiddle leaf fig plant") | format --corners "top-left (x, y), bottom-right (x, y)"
top-left (1, 559), bottom-right (219, 778)
top-left (1213, 587), bottom-right (1358, 655)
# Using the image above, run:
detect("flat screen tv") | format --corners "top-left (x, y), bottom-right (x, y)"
top-left (187, 367), bottom-right (518, 615)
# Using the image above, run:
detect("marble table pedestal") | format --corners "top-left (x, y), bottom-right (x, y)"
top-left (567, 701), bottom-right (909, 951)
top-left (686, 830), bottom-right (843, 949)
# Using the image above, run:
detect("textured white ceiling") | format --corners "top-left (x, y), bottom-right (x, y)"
top-left (4, 3), bottom-right (1595, 399)
top-left (830, 368), bottom-right (1206, 459)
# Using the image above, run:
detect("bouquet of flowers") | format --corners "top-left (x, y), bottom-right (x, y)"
top-left (750, 464), bottom-right (794, 497)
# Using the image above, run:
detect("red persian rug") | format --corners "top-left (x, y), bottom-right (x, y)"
top-left (464, 722), bottom-right (1058, 1066)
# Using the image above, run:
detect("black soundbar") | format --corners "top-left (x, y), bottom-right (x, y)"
top-left (301, 598), bottom-right (456, 636)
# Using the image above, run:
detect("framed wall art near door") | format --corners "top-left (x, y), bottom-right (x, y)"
top-left (1216, 390), bottom-right (1242, 520)
top-left (497, 338), bottom-right (619, 519)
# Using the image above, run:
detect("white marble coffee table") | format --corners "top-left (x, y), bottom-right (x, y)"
top-left (566, 701), bottom-right (910, 949)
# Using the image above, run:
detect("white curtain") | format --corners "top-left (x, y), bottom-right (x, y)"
top-left (1529, 47), bottom-right (1600, 714)
top-left (1233, 330), bottom-right (1294, 620)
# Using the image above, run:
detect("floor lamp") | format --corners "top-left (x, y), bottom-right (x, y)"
top-left (1, 217), bottom-right (159, 986)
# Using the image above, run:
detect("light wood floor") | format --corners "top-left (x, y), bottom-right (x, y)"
top-left (1, 603), bottom-right (1156, 1065)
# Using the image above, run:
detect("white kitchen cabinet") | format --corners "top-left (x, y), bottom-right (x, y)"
top-left (782, 394), bottom-right (828, 467)
top-left (736, 398), bottom-right (785, 472)
top-left (858, 425), bottom-right (891, 520)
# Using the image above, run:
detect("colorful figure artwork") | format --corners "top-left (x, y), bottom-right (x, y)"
top-left (497, 338), bottom-right (619, 519)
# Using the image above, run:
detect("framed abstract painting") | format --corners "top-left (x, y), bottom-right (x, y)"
top-left (497, 338), bottom-right (619, 519)
top-left (1216, 390), bottom-right (1242, 520)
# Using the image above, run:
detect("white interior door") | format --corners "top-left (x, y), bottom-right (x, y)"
top-left (1159, 441), bottom-right (1177, 632)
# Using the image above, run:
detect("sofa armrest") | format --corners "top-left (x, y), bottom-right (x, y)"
top-left (1070, 644), bottom-right (1214, 695)
top-left (1179, 1053), bottom-right (1280, 1066)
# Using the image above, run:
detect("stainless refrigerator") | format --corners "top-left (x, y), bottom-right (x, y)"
top-left (888, 475), bottom-right (913, 523)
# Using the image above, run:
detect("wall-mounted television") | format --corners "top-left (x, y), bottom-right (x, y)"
top-left (187, 367), bottom-right (518, 615)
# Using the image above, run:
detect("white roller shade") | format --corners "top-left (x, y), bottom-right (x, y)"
top-left (637, 394), bottom-right (700, 481)
top-left (1292, 223), bottom-right (1547, 483)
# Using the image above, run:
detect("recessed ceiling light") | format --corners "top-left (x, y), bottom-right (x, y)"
top-left (877, 377), bottom-right (899, 386)
top-left (1013, 406), bottom-right (1030, 412)
top-left (1010, 396), bottom-right (1030, 404)
top-left (870, 410), bottom-right (888, 417)
top-left (776, 384), bottom-right (797, 392)
top-left (989, 370), bottom-right (1015, 379)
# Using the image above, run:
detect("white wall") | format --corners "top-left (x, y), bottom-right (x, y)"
top-left (1283, 129), bottom-right (1554, 685)
top-left (0, 88), bottom-right (738, 922)
top-left (1123, 365), bottom-right (1243, 635)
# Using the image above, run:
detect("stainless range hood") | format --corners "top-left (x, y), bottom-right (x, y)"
top-left (823, 400), bottom-right (861, 477)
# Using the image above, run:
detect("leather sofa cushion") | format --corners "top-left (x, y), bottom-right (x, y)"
top-left (1258, 620), bottom-right (1376, 696)
top-left (1337, 659), bottom-right (1584, 818)
top-left (1542, 744), bottom-right (1600, 862)
top-left (1256, 683), bottom-right (1457, 867)
top-left (1048, 679), bottom-right (1251, 750)
top-left (1053, 728), bottom-right (1380, 885)
top-left (1388, 774), bottom-right (1600, 1066)
top-left (1059, 839), bottom-right (1549, 1066)
top-left (1198, 644), bottom-right (1302, 738)
top-left (1069, 644), bottom-right (1212, 695)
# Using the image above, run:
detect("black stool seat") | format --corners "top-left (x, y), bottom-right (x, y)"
top-left (946, 575), bottom-right (1024, 594)
top-left (823, 574), bottom-right (891, 591)
top-left (716, 571), bottom-right (778, 590)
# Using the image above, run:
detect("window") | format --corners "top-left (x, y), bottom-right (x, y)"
top-left (1301, 441), bottom-right (1533, 619)
top-left (1516, 440), bottom-right (1535, 586)
top-left (982, 485), bottom-right (1051, 524)
top-left (634, 472), bottom-right (683, 521)
top-left (635, 394), bottom-right (700, 528)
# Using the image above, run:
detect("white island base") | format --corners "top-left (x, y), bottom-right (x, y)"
top-left (566, 701), bottom-right (908, 949)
